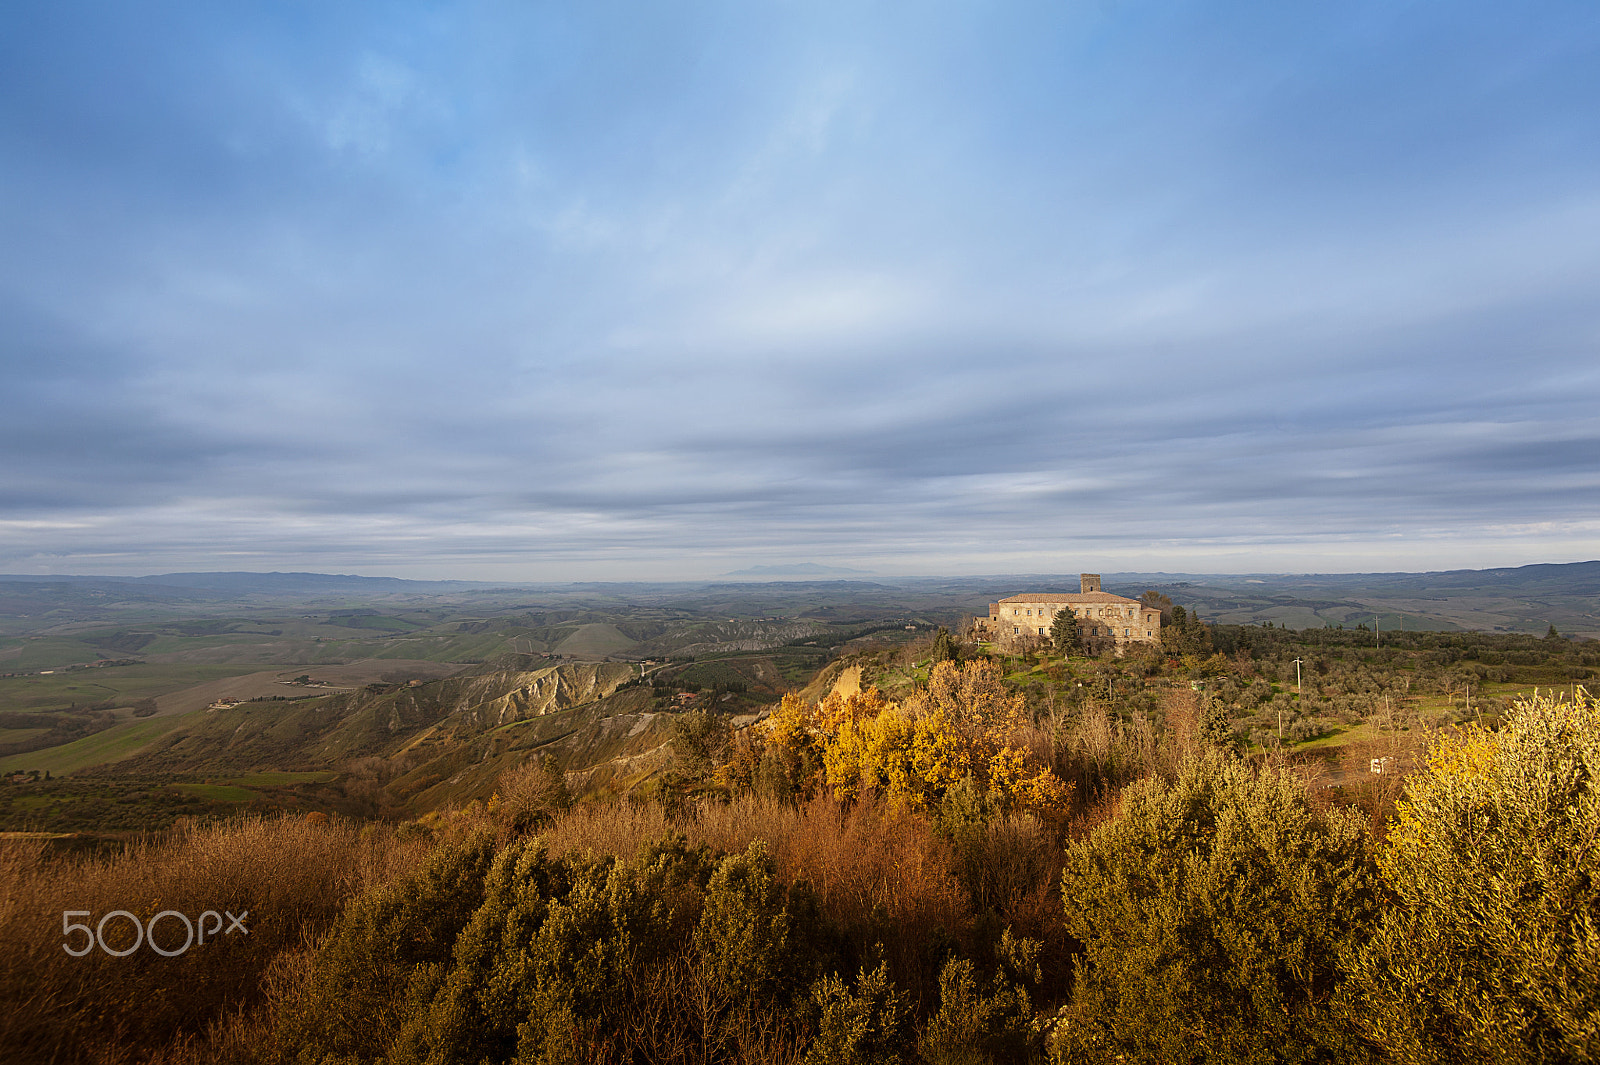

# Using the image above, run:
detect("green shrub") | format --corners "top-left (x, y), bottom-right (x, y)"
top-left (393, 836), bottom-right (714, 1064)
top-left (1053, 753), bottom-right (1378, 1065)
top-left (695, 841), bottom-right (798, 1002)
top-left (805, 962), bottom-right (911, 1065)
top-left (920, 929), bottom-right (1041, 1065)
top-left (1340, 689), bottom-right (1600, 1064)
top-left (275, 828), bottom-right (498, 1064)
top-left (283, 832), bottom-right (837, 1065)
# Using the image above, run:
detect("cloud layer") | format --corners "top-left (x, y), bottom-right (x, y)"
top-left (3, 1), bottom-right (1598, 577)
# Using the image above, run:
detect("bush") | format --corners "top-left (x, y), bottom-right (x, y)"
top-left (279, 831), bottom-right (837, 1065)
top-left (1053, 753), bottom-right (1378, 1065)
top-left (806, 962), bottom-right (912, 1065)
top-left (273, 828), bottom-right (499, 1063)
top-left (1340, 688), bottom-right (1600, 1064)
top-left (920, 929), bottom-right (1041, 1065)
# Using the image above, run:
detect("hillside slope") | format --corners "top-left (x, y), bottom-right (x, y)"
top-left (99, 660), bottom-right (702, 814)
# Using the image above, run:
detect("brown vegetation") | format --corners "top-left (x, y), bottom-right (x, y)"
top-left (0, 815), bottom-right (429, 1064)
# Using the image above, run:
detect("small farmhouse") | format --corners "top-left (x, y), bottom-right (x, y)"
top-left (972, 574), bottom-right (1161, 648)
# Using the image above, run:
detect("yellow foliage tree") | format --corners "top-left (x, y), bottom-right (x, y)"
top-left (810, 659), bottom-right (1069, 820)
top-left (925, 659), bottom-right (1027, 736)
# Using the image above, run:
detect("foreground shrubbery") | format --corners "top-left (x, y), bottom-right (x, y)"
top-left (5, 688), bottom-right (1596, 1064)
top-left (1054, 755), bottom-right (1379, 1064)
top-left (1341, 690), bottom-right (1600, 1064)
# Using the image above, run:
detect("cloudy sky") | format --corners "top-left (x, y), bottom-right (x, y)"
top-left (3, 1), bottom-right (1598, 579)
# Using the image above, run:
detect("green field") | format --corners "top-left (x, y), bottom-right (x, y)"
top-left (0, 663), bottom-right (252, 714)
top-left (0, 715), bottom-right (195, 775)
top-left (1289, 720), bottom-right (1381, 753)
top-left (0, 636), bottom-right (117, 672)
top-left (554, 624), bottom-right (638, 657)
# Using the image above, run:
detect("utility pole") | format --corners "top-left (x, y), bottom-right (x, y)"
top-left (1292, 657), bottom-right (1303, 693)
top-left (1375, 616), bottom-right (1380, 648)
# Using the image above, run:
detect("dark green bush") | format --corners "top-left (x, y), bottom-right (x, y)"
top-left (277, 828), bottom-right (498, 1064)
top-left (281, 834), bottom-right (839, 1065)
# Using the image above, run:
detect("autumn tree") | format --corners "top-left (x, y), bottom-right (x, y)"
top-left (820, 661), bottom-right (1070, 820)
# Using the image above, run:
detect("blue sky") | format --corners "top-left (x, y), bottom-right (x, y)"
top-left (3, 0), bottom-right (1598, 579)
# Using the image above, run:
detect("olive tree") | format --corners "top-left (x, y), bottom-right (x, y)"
top-left (1340, 689), bottom-right (1600, 1064)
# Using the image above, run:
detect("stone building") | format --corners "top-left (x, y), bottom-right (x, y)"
top-left (972, 574), bottom-right (1161, 649)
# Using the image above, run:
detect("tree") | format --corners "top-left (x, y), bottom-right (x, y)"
top-left (929, 626), bottom-right (957, 665)
top-left (671, 710), bottom-right (732, 781)
top-left (820, 661), bottom-right (1070, 819)
top-left (1049, 607), bottom-right (1080, 654)
top-left (1197, 694), bottom-right (1234, 750)
top-left (495, 753), bottom-right (571, 832)
top-left (1340, 689), bottom-right (1600, 1064)
top-left (1139, 590), bottom-right (1174, 625)
top-left (1161, 604), bottom-right (1213, 657)
top-left (1055, 753), bottom-right (1378, 1064)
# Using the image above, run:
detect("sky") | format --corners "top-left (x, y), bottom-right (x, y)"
top-left (2, 0), bottom-right (1598, 580)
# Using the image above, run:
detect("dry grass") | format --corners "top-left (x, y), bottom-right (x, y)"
top-left (0, 815), bottom-right (427, 1065)
top-left (538, 796), bottom-right (676, 859)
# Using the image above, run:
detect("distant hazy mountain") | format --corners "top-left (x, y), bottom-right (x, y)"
top-left (0, 571), bottom-right (507, 593)
top-left (129, 571), bottom-right (489, 593)
top-left (721, 563), bottom-right (876, 577)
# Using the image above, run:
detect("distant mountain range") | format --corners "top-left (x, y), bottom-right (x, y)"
top-left (1098, 561), bottom-right (1600, 597)
top-left (0, 571), bottom-right (500, 594)
top-left (720, 563), bottom-right (876, 577)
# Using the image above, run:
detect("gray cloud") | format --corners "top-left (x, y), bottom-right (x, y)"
top-left (2, 1), bottom-right (1598, 577)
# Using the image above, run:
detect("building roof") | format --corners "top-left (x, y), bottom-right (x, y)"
top-left (997, 591), bottom-right (1144, 606)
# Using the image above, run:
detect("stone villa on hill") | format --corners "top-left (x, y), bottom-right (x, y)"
top-left (972, 574), bottom-right (1162, 648)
